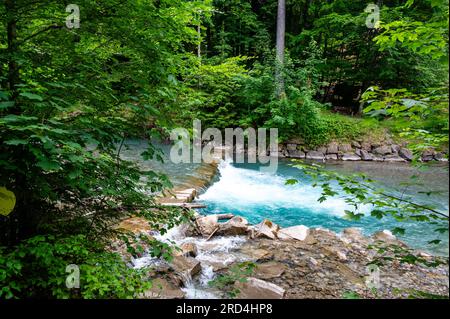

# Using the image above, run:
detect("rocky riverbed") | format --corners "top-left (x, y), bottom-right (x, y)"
top-left (116, 214), bottom-right (449, 299)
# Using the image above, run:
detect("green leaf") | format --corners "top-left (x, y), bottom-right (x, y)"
top-left (36, 159), bottom-right (61, 171)
top-left (0, 187), bottom-right (16, 216)
top-left (0, 101), bottom-right (15, 109)
top-left (4, 139), bottom-right (28, 146)
top-left (20, 92), bottom-right (44, 101)
top-left (285, 179), bottom-right (298, 185)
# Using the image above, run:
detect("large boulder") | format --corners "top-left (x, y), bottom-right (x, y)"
top-left (339, 143), bottom-right (353, 153)
top-left (421, 149), bottom-right (436, 162)
top-left (360, 150), bottom-right (373, 161)
top-left (140, 278), bottom-right (185, 299)
top-left (327, 142), bottom-right (339, 154)
top-left (306, 151), bottom-right (324, 160)
top-left (341, 153), bottom-right (361, 161)
top-left (325, 154), bottom-right (338, 160)
top-left (171, 255), bottom-right (202, 278)
top-left (351, 141), bottom-right (362, 148)
top-left (361, 142), bottom-right (372, 151)
top-left (288, 150), bottom-right (306, 159)
top-left (286, 143), bottom-right (298, 151)
top-left (373, 145), bottom-right (392, 156)
top-left (435, 152), bottom-right (448, 162)
top-left (277, 225), bottom-right (310, 241)
top-left (234, 277), bottom-right (285, 299)
top-left (217, 216), bottom-right (249, 236)
top-left (196, 215), bottom-right (219, 237)
top-left (254, 219), bottom-right (280, 239)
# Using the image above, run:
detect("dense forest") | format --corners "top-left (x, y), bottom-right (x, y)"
top-left (0, 0), bottom-right (448, 299)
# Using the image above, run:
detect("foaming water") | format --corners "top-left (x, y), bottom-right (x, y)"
top-left (200, 160), bottom-right (371, 217)
top-left (132, 223), bottom-right (247, 299)
top-left (199, 160), bottom-right (449, 256)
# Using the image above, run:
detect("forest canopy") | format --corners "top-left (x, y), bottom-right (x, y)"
top-left (0, 0), bottom-right (448, 299)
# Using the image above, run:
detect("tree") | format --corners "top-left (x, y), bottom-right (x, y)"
top-left (275, 0), bottom-right (286, 98)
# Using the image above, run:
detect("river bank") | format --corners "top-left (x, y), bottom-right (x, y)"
top-left (114, 150), bottom-right (449, 299)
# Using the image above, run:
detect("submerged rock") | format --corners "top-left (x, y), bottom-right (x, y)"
top-left (234, 277), bottom-right (286, 299)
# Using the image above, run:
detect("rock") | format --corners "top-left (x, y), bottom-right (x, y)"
top-left (342, 228), bottom-right (364, 242)
top-left (239, 246), bottom-right (273, 261)
top-left (391, 144), bottom-right (401, 153)
top-left (196, 215), bottom-right (219, 237)
top-left (341, 153), bottom-right (361, 161)
top-left (217, 216), bottom-right (249, 236)
top-left (384, 155), bottom-right (406, 162)
top-left (325, 154), bottom-right (338, 160)
top-left (288, 150), bottom-right (306, 159)
top-left (327, 142), bottom-right (339, 154)
top-left (286, 137), bottom-right (304, 145)
top-left (373, 145), bottom-right (392, 155)
top-left (254, 262), bottom-right (287, 279)
top-left (286, 143), bottom-right (298, 151)
top-left (306, 151), bottom-right (324, 160)
top-left (361, 142), bottom-right (372, 151)
top-left (435, 152), bottom-right (448, 162)
top-left (355, 148), bottom-right (362, 156)
top-left (422, 149), bottom-right (436, 162)
top-left (360, 150), bottom-right (373, 161)
top-left (317, 146), bottom-right (328, 154)
top-left (254, 219), bottom-right (280, 240)
top-left (372, 155), bottom-right (385, 162)
top-left (277, 225), bottom-right (310, 241)
top-left (270, 151), bottom-right (287, 158)
top-left (373, 230), bottom-right (397, 242)
top-left (399, 148), bottom-right (413, 161)
top-left (352, 141), bottom-right (361, 148)
top-left (140, 278), bottom-right (185, 299)
top-left (234, 277), bottom-right (285, 299)
top-left (179, 242), bottom-right (198, 258)
top-left (339, 143), bottom-right (353, 153)
top-left (171, 255), bottom-right (202, 278)
top-left (116, 217), bottom-right (152, 235)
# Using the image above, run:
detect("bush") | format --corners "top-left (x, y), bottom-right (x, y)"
top-left (0, 234), bottom-right (152, 299)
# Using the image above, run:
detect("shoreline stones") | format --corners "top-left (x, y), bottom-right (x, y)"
top-left (269, 139), bottom-right (448, 163)
top-left (234, 277), bottom-right (286, 299)
top-left (131, 215), bottom-right (448, 299)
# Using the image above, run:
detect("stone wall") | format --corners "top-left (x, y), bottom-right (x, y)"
top-left (271, 139), bottom-right (448, 162)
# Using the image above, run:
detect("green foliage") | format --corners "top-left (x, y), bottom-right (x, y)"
top-left (208, 261), bottom-right (256, 298)
top-left (290, 161), bottom-right (448, 253)
top-left (362, 86), bottom-right (449, 155)
top-left (0, 234), bottom-right (151, 299)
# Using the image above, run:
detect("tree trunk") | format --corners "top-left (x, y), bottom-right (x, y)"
top-left (275, 0), bottom-right (286, 98)
top-left (6, 0), bottom-right (19, 102)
